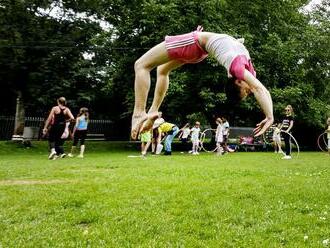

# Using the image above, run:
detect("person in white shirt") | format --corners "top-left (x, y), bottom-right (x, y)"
top-left (221, 117), bottom-right (233, 152)
top-left (272, 123), bottom-right (284, 154)
top-left (190, 121), bottom-right (201, 155)
top-left (215, 118), bottom-right (224, 156)
top-left (179, 123), bottom-right (191, 144)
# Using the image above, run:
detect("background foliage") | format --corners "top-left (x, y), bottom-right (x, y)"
top-left (0, 0), bottom-right (329, 142)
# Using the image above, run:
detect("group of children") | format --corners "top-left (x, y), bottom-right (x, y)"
top-left (178, 122), bottom-right (202, 155)
top-left (138, 115), bottom-right (232, 157)
top-left (139, 113), bottom-right (180, 156)
top-left (43, 97), bottom-right (89, 160)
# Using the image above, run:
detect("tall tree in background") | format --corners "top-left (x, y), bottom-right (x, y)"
top-left (0, 0), bottom-right (329, 143)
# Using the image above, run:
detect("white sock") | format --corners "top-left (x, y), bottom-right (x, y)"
top-left (80, 145), bottom-right (85, 156)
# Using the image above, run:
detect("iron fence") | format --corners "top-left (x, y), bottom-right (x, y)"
top-left (0, 116), bottom-right (113, 140)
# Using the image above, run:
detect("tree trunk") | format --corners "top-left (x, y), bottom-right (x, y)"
top-left (12, 91), bottom-right (25, 140)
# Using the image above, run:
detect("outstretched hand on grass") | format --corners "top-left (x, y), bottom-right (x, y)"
top-left (254, 118), bottom-right (273, 137)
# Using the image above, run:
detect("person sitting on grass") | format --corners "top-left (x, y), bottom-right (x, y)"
top-left (131, 26), bottom-right (273, 140)
top-left (68, 107), bottom-right (89, 158)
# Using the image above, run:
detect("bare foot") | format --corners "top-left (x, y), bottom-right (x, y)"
top-left (131, 113), bottom-right (147, 140)
top-left (140, 112), bottom-right (160, 133)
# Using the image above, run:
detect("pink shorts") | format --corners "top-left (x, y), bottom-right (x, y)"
top-left (229, 55), bottom-right (256, 80)
top-left (165, 31), bottom-right (208, 64)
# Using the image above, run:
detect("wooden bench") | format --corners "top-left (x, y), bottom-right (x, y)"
top-left (228, 127), bottom-right (266, 151)
top-left (86, 133), bottom-right (105, 141)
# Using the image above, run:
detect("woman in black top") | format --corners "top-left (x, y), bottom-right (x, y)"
top-left (43, 97), bottom-right (74, 159)
top-left (280, 105), bottom-right (294, 159)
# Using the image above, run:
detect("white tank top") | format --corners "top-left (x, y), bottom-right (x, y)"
top-left (205, 34), bottom-right (251, 77)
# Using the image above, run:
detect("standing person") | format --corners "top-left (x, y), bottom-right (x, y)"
top-left (215, 118), bottom-right (224, 156)
top-left (43, 97), bottom-right (74, 160)
top-left (131, 26), bottom-right (273, 140)
top-left (156, 120), bottom-right (179, 155)
top-left (280, 105), bottom-right (294, 159)
top-left (272, 123), bottom-right (284, 154)
top-left (68, 107), bottom-right (89, 158)
top-left (221, 117), bottom-right (232, 153)
top-left (139, 130), bottom-right (152, 157)
top-left (178, 123), bottom-right (191, 144)
top-left (327, 117), bottom-right (330, 155)
top-left (190, 121), bottom-right (201, 155)
top-left (151, 114), bottom-right (165, 154)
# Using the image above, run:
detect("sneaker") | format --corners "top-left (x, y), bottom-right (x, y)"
top-left (52, 155), bottom-right (59, 160)
top-left (164, 151), bottom-right (172, 156)
top-left (67, 153), bottom-right (73, 158)
top-left (282, 155), bottom-right (292, 160)
top-left (60, 153), bottom-right (67, 158)
top-left (195, 152), bottom-right (199, 155)
top-left (77, 154), bottom-right (84, 158)
top-left (48, 151), bottom-right (57, 160)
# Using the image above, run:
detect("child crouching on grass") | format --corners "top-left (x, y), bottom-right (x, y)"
top-left (140, 130), bottom-right (152, 157)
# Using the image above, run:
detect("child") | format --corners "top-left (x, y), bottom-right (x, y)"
top-left (327, 117), bottom-right (330, 155)
top-left (215, 118), bottom-right (224, 156)
top-left (280, 105), bottom-right (294, 160)
top-left (190, 121), bottom-right (201, 155)
top-left (68, 107), bottom-right (89, 158)
top-left (140, 130), bottom-right (152, 157)
top-left (151, 115), bottom-right (165, 154)
top-left (179, 123), bottom-right (191, 144)
top-left (272, 123), bottom-right (284, 154)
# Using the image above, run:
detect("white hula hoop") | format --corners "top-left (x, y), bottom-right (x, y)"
top-left (263, 126), bottom-right (275, 145)
top-left (200, 128), bottom-right (218, 153)
top-left (280, 130), bottom-right (300, 158)
top-left (317, 132), bottom-right (328, 152)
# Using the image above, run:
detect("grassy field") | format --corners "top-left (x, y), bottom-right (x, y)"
top-left (0, 141), bottom-right (329, 247)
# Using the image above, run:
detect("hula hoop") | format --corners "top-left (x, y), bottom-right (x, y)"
top-left (317, 132), bottom-right (328, 152)
top-left (200, 128), bottom-right (218, 153)
top-left (280, 130), bottom-right (300, 158)
top-left (263, 126), bottom-right (275, 145)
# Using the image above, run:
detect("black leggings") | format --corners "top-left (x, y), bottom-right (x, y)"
top-left (73, 130), bottom-right (87, 146)
top-left (48, 124), bottom-right (65, 154)
top-left (282, 132), bottom-right (291, 156)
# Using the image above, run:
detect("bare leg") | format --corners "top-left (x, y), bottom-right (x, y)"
top-left (142, 141), bottom-right (152, 155)
top-left (131, 42), bottom-right (170, 140)
top-left (140, 60), bottom-right (183, 133)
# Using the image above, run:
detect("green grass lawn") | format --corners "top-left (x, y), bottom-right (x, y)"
top-left (0, 141), bottom-right (329, 247)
